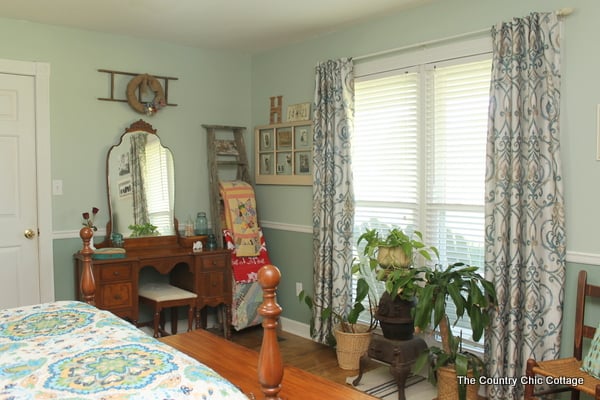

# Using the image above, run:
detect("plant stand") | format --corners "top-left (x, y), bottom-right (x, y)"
top-left (352, 333), bottom-right (427, 400)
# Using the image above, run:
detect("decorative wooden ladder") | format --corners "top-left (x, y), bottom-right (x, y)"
top-left (202, 124), bottom-right (252, 248)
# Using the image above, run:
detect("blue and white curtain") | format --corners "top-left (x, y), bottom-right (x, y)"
top-left (485, 12), bottom-right (566, 400)
top-left (311, 58), bottom-right (355, 344)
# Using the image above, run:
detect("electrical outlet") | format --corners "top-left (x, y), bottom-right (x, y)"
top-left (296, 282), bottom-right (303, 296)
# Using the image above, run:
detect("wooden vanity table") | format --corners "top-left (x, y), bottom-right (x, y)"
top-left (75, 119), bottom-right (233, 338)
top-left (75, 235), bottom-right (233, 338)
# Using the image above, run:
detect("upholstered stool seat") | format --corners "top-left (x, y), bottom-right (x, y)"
top-left (138, 283), bottom-right (197, 338)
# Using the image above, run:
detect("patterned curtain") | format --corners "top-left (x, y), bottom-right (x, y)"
top-left (485, 12), bottom-right (566, 400)
top-left (130, 134), bottom-right (149, 225)
top-left (311, 58), bottom-right (355, 344)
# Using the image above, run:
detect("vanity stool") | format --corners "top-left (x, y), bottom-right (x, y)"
top-left (353, 333), bottom-right (427, 400)
top-left (138, 283), bottom-right (197, 338)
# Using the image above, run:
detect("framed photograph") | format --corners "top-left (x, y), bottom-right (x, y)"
top-left (295, 126), bottom-right (310, 148)
top-left (260, 154), bottom-right (273, 175)
top-left (296, 151), bottom-right (311, 175)
top-left (119, 152), bottom-right (130, 176)
top-left (286, 102), bottom-right (311, 122)
top-left (118, 179), bottom-right (132, 198)
top-left (260, 129), bottom-right (273, 151)
top-left (276, 152), bottom-right (292, 175)
top-left (277, 129), bottom-right (292, 149)
top-left (215, 139), bottom-right (238, 155)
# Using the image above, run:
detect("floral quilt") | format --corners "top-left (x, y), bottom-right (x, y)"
top-left (0, 301), bottom-right (248, 399)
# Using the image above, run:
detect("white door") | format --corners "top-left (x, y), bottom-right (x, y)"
top-left (0, 72), bottom-right (42, 308)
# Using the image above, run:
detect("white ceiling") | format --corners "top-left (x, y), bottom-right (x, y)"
top-left (0, 0), bottom-right (431, 53)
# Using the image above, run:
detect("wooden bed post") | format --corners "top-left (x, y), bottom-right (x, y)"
top-left (257, 264), bottom-right (283, 400)
top-left (79, 227), bottom-right (96, 305)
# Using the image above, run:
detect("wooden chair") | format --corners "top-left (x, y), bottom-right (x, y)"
top-left (524, 270), bottom-right (600, 400)
top-left (138, 283), bottom-right (197, 338)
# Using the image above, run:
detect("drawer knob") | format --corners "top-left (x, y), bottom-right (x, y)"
top-left (114, 294), bottom-right (122, 300)
top-left (113, 271), bottom-right (120, 276)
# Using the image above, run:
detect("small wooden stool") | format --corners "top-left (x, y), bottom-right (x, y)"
top-left (138, 283), bottom-right (197, 338)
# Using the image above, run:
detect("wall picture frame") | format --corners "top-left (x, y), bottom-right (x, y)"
top-left (277, 129), bottom-right (292, 148)
top-left (286, 102), bottom-right (311, 122)
top-left (255, 120), bottom-right (313, 185)
top-left (118, 179), bottom-right (132, 198)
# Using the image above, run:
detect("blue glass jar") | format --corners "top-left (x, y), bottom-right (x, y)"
top-left (195, 212), bottom-right (208, 235)
top-left (206, 233), bottom-right (218, 251)
top-left (111, 233), bottom-right (124, 248)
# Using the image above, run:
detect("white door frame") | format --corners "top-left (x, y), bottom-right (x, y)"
top-left (0, 58), bottom-right (54, 302)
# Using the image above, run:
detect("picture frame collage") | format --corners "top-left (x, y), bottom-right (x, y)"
top-left (255, 120), bottom-right (312, 185)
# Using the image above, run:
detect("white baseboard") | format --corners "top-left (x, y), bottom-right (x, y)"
top-left (280, 317), bottom-right (312, 340)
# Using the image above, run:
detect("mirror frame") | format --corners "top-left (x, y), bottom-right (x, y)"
top-left (100, 119), bottom-right (180, 250)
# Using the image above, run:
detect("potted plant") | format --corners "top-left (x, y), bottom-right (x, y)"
top-left (412, 262), bottom-right (497, 400)
top-left (298, 260), bottom-right (379, 370)
top-left (357, 227), bottom-right (438, 339)
top-left (128, 223), bottom-right (159, 237)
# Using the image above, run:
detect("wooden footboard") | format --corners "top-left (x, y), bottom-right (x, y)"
top-left (257, 265), bottom-right (283, 399)
top-left (79, 227), bottom-right (96, 305)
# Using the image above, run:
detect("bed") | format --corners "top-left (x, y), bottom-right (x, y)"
top-left (0, 301), bottom-right (246, 398)
top-left (0, 227), bottom-right (284, 399)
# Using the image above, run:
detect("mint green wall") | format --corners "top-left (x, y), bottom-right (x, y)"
top-left (0, 18), bottom-right (252, 300)
top-left (250, 0), bottom-right (600, 353)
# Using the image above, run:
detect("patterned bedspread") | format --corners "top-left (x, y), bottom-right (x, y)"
top-left (0, 301), bottom-right (248, 399)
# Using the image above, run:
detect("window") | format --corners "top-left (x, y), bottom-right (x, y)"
top-left (352, 38), bottom-right (492, 348)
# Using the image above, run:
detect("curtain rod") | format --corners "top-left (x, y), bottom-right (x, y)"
top-left (354, 7), bottom-right (574, 62)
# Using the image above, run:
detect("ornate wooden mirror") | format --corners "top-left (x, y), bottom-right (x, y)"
top-left (105, 120), bottom-right (176, 243)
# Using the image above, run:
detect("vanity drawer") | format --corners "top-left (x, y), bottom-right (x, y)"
top-left (100, 283), bottom-right (132, 308)
top-left (198, 253), bottom-right (228, 270)
top-left (99, 264), bottom-right (132, 282)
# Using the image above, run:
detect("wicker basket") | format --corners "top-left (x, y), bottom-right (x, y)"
top-left (435, 366), bottom-right (481, 400)
top-left (334, 324), bottom-right (372, 370)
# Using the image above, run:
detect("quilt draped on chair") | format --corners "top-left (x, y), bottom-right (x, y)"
top-left (484, 12), bottom-right (566, 400)
top-left (311, 58), bottom-right (355, 344)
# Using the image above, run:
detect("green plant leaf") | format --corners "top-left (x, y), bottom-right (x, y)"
top-left (455, 353), bottom-right (469, 400)
top-left (412, 349), bottom-right (430, 375)
top-left (347, 303), bottom-right (365, 324)
top-left (446, 281), bottom-right (464, 317)
top-left (433, 287), bottom-right (446, 326)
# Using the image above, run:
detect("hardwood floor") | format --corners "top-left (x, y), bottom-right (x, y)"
top-left (228, 324), bottom-right (379, 386)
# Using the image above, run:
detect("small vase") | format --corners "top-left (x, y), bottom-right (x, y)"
top-left (89, 235), bottom-right (96, 250)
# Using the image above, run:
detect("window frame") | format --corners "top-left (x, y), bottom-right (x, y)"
top-left (352, 36), bottom-right (493, 349)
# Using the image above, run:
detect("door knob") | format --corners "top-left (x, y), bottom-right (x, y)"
top-left (24, 229), bottom-right (36, 239)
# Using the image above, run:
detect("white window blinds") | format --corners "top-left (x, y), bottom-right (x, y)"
top-left (144, 140), bottom-right (174, 235)
top-left (353, 51), bottom-right (491, 348)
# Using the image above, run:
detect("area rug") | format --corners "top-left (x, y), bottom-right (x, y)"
top-left (347, 366), bottom-right (437, 400)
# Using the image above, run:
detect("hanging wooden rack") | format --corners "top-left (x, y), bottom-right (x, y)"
top-left (98, 69), bottom-right (179, 107)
